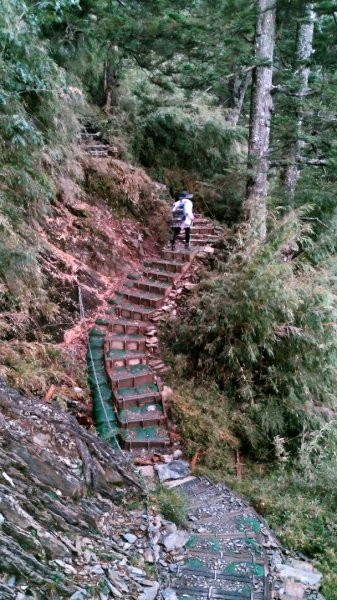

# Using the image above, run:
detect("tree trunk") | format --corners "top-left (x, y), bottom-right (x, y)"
top-left (103, 42), bottom-right (120, 113)
top-left (245, 0), bottom-right (276, 242)
top-left (283, 4), bottom-right (315, 197)
top-left (226, 72), bottom-right (251, 126)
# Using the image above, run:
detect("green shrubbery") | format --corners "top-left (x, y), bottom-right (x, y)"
top-left (156, 485), bottom-right (188, 527)
top-left (167, 213), bottom-right (337, 460)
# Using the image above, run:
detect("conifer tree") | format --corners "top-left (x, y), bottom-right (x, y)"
top-left (283, 2), bottom-right (315, 197)
top-left (245, 0), bottom-right (276, 241)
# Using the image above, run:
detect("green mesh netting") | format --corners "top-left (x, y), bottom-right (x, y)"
top-left (107, 297), bottom-right (122, 305)
top-left (87, 360), bottom-right (105, 372)
top-left (96, 421), bottom-right (119, 447)
top-left (87, 350), bottom-right (104, 362)
top-left (89, 328), bottom-right (106, 337)
top-left (92, 383), bottom-right (112, 403)
top-left (88, 338), bottom-right (105, 349)
top-left (95, 318), bottom-right (109, 326)
top-left (88, 371), bottom-right (108, 386)
top-left (94, 402), bottom-right (116, 425)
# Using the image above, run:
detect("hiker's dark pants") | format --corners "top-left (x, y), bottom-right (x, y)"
top-left (171, 227), bottom-right (191, 249)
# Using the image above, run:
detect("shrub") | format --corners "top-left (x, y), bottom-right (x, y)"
top-left (167, 213), bottom-right (337, 459)
top-left (156, 485), bottom-right (188, 527)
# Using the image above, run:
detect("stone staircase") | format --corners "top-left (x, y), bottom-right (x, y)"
top-left (82, 131), bottom-right (119, 158)
top-left (161, 475), bottom-right (275, 600)
top-left (88, 214), bottom-right (220, 450)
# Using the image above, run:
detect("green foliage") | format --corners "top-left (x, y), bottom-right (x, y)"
top-left (168, 214), bottom-right (337, 459)
top-left (134, 101), bottom-right (240, 180)
top-left (228, 465), bottom-right (337, 600)
top-left (156, 484), bottom-right (188, 527)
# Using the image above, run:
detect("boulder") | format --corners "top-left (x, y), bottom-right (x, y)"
top-left (275, 562), bottom-right (322, 586)
top-left (155, 460), bottom-right (190, 482)
top-left (162, 530), bottom-right (190, 552)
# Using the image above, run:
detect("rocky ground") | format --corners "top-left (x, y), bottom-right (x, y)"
top-left (0, 376), bottom-right (324, 600)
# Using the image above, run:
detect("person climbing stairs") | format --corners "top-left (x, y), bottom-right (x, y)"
top-left (87, 214), bottom-right (221, 450)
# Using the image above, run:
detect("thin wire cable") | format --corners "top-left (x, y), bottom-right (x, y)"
top-left (78, 285), bottom-right (165, 599)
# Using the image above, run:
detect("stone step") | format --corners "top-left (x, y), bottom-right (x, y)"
top-left (144, 258), bottom-right (188, 274)
top-left (162, 249), bottom-right (194, 262)
top-left (132, 278), bottom-right (172, 296)
top-left (107, 364), bottom-right (154, 389)
top-left (192, 227), bottom-right (216, 235)
top-left (115, 301), bottom-right (156, 321)
top-left (113, 382), bottom-right (162, 409)
top-left (105, 333), bottom-right (146, 352)
top-left (85, 144), bottom-right (109, 151)
top-left (169, 585), bottom-right (257, 600)
top-left (193, 217), bottom-right (210, 227)
top-left (87, 150), bottom-right (108, 157)
top-left (120, 425), bottom-right (170, 450)
top-left (121, 287), bottom-right (164, 309)
top-left (117, 402), bottom-right (167, 429)
top-left (107, 318), bottom-right (147, 336)
top-left (192, 237), bottom-right (217, 247)
top-left (105, 348), bottom-right (147, 369)
top-left (142, 268), bottom-right (179, 284)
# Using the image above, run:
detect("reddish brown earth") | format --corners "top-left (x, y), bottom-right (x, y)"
top-left (0, 154), bottom-right (170, 408)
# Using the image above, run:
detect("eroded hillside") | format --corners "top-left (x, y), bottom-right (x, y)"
top-left (0, 152), bottom-right (170, 410)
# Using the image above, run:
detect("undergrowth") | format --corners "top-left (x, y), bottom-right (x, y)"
top-left (0, 342), bottom-right (87, 396)
top-left (222, 466), bottom-right (337, 600)
top-left (162, 212), bottom-right (337, 599)
top-left (156, 484), bottom-right (188, 527)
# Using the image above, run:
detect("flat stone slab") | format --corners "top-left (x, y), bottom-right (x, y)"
top-left (275, 563), bottom-right (322, 586)
top-left (162, 530), bottom-right (190, 552)
top-left (155, 460), bottom-right (190, 482)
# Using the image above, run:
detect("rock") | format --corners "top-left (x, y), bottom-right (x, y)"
top-left (90, 564), bottom-right (104, 575)
top-left (32, 433), bottom-right (51, 448)
top-left (161, 386), bottom-right (174, 404)
top-left (283, 579), bottom-right (307, 599)
top-left (0, 512), bottom-right (4, 526)
top-left (8, 440), bottom-right (83, 498)
top-left (83, 549), bottom-right (92, 563)
top-left (155, 460), bottom-right (190, 482)
top-left (275, 563), bottom-right (322, 586)
top-left (128, 566), bottom-right (146, 578)
top-left (69, 592), bottom-right (86, 600)
top-left (183, 282), bottom-right (196, 292)
top-left (144, 549), bottom-right (154, 563)
top-left (146, 337), bottom-right (158, 344)
top-left (172, 449), bottom-right (182, 460)
top-left (146, 328), bottom-right (157, 336)
top-left (138, 465), bottom-right (155, 478)
top-left (165, 523), bottom-right (177, 535)
top-left (160, 454), bottom-right (173, 464)
top-left (108, 570), bottom-right (129, 593)
top-left (54, 559), bottom-right (77, 575)
top-left (162, 530), bottom-right (190, 552)
top-left (162, 589), bottom-right (178, 600)
top-left (139, 582), bottom-right (159, 600)
top-left (202, 245), bottom-right (215, 254)
top-left (123, 533), bottom-right (137, 544)
top-left (288, 559), bottom-right (313, 572)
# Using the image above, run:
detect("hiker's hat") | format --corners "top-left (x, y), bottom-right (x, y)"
top-left (179, 191), bottom-right (193, 200)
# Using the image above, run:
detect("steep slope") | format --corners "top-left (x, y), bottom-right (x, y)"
top-left (0, 153), bottom-right (170, 409)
